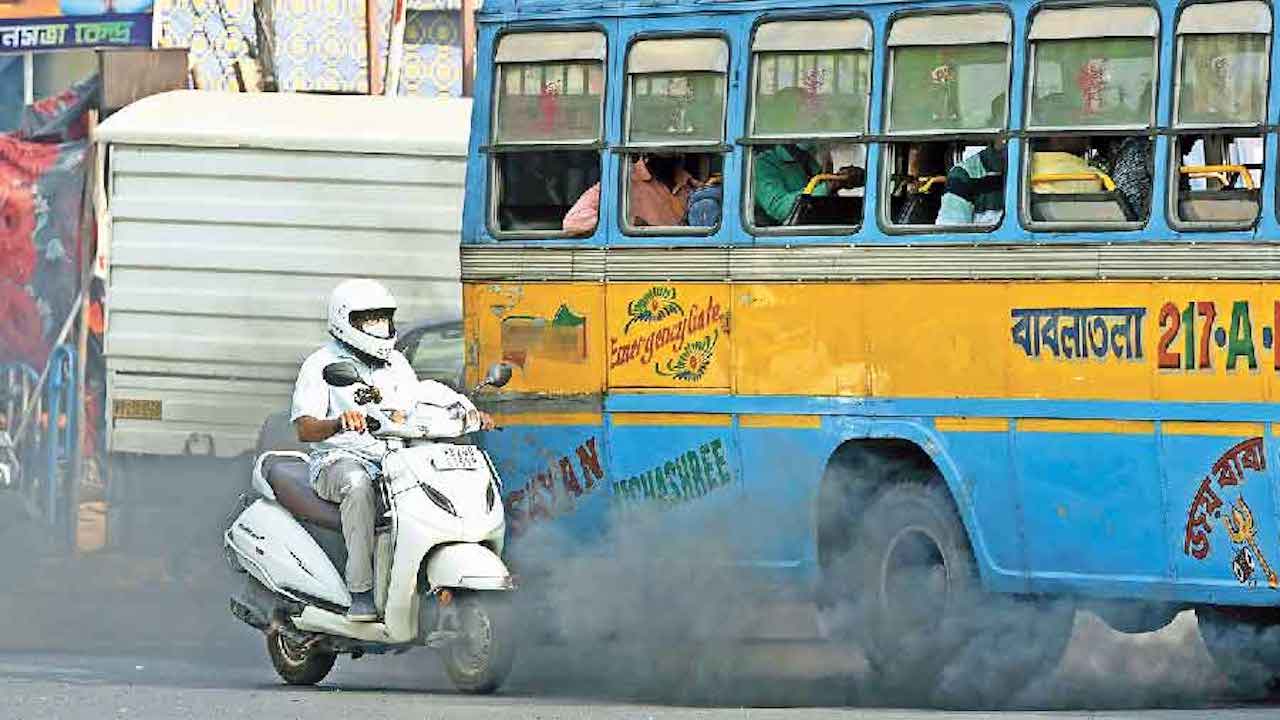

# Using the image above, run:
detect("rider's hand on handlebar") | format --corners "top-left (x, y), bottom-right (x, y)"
top-left (338, 409), bottom-right (367, 434)
top-left (478, 411), bottom-right (496, 431)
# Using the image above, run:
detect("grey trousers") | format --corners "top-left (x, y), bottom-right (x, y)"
top-left (312, 458), bottom-right (376, 593)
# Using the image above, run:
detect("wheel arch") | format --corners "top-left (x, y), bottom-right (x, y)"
top-left (814, 419), bottom-right (994, 584)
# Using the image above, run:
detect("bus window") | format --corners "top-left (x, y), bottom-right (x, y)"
top-left (882, 12), bottom-right (1010, 230)
top-left (489, 31), bottom-right (606, 235)
top-left (746, 18), bottom-right (872, 231)
top-left (1024, 6), bottom-right (1157, 228)
top-left (608, 37), bottom-right (729, 234)
top-left (1171, 1), bottom-right (1269, 229)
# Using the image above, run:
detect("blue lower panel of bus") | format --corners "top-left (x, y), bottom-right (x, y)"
top-left (482, 405), bottom-right (1280, 607)
top-left (735, 425), bottom-right (834, 575)
top-left (481, 422), bottom-right (612, 553)
top-left (930, 430), bottom-right (1027, 589)
top-left (1013, 431), bottom-right (1166, 585)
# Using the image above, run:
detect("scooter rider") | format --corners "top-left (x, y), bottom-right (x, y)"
top-left (291, 279), bottom-right (493, 621)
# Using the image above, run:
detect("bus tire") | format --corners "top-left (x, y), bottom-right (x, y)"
top-left (850, 481), bottom-right (1073, 707)
top-left (1196, 606), bottom-right (1280, 698)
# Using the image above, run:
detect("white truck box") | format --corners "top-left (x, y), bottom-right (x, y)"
top-left (96, 90), bottom-right (471, 458)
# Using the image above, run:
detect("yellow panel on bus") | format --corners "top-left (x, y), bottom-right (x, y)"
top-left (468, 280), bottom-right (1280, 404)
top-left (733, 281), bottom-right (1277, 403)
top-left (464, 283), bottom-right (605, 395)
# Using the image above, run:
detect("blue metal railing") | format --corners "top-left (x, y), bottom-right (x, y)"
top-left (1, 344), bottom-right (80, 530)
top-left (43, 345), bottom-right (77, 526)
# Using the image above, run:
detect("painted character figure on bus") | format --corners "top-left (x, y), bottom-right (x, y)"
top-left (290, 278), bottom-right (492, 621)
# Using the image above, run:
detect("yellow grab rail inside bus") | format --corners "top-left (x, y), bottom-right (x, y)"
top-left (1030, 171), bottom-right (1117, 193)
top-left (915, 175), bottom-right (948, 194)
top-left (1180, 164), bottom-right (1256, 190)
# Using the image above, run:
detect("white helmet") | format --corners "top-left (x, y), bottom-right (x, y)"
top-left (328, 279), bottom-right (398, 362)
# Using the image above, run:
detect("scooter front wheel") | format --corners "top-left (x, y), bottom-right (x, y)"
top-left (266, 627), bottom-right (336, 686)
top-left (440, 593), bottom-right (516, 694)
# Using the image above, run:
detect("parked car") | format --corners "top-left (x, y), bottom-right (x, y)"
top-left (395, 320), bottom-right (465, 391)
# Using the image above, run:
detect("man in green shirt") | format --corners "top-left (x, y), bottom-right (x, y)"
top-left (754, 143), bottom-right (822, 226)
top-left (753, 143), bottom-right (860, 226)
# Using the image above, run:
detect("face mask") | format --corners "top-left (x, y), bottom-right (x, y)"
top-left (360, 318), bottom-right (391, 339)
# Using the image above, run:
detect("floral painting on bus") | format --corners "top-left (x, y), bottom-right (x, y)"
top-left (607, 284), bottom-right (730, 388)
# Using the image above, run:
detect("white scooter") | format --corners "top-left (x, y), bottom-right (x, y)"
top-left (224, 361), bottom-right (516, 693)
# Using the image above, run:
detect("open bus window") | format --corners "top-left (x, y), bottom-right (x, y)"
top-left (881, 12), bottom-right (1010, 229)
top-left (497, 151), bottom-right (602, 233)
top-left (1173, 136), bottom-right (1263, 226)
top-left (606, 152), bottom-right (724, 231)
top-left (1170, 2), bottom-right (1270, 229)
top-left (746, 19), bottom-right (871, 231)
top-left (1023, 6), bottom-right (1157, 228)
top-left (618, 37), bottom-right (728, 234)
top-left (489, 31), bottom-right (606, 235)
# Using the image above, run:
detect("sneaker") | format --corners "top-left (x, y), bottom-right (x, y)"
top-left (346, 591), bottom-right (377, 622)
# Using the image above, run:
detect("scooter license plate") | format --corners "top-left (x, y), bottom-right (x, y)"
top-left (432, 445), bottom-right (482, 471)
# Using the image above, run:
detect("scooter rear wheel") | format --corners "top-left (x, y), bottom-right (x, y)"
top-left (441, 594), bottom-right (516, 694)
top-left (266, 627), bottom-right (336, 686)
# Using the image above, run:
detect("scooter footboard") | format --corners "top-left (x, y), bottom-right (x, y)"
top-left (425, 543), bottom-right (514, 591)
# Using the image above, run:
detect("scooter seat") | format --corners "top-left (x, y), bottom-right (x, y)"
top-left (263, 455), bottom-right (342, 531)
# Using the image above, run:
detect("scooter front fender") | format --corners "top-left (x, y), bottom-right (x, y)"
top-left (425, 543), bottom-right (514, 591)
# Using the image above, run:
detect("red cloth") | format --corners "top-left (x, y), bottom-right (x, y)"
top-left (0, 135), bottom-right (57, 287)
top-left (0, 279), bottom-right (46, 367)
top-left (0, 182), bottom-right (37, 285)
top-left (0, 133), bottom-right (59, 363)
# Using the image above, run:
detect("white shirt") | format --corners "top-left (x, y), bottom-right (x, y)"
top-left (291, 340), bottom-right (419, 474)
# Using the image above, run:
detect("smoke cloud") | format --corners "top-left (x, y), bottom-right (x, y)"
top-left (1, 456), bottom-right (1273, 711)
top-left (501, 493), bottom-right (1252, 710)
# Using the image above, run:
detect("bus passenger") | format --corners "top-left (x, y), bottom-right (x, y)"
top-left (752, 87), bottom-right (862, 226)
top-left (1102, 136), bottom-right (1153, 220)
top-left (936, 95), bottom-right (1008, 225)
top-left (753, 143), bottom-right (862, 226)
top-left (753, 142), bottom-right (825, 226)
top-left (563, 155), bottom-right (697, 234)
top-left (683, 174), bottom-right (723, 227)
top-left (935, 145), bottom-right (1007, 225)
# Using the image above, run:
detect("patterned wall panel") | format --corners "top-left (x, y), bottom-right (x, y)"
top-left (273, 0), bottom-right (369, 93)
top-left (400, 7), bottom-right (461, 97)
top-left (154, 0), bottom-right (464, 95)
top-left (153, 0), bottom-right (255, 91)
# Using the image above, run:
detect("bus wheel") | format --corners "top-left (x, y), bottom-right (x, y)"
top-left (1196, 606), bottom-right (1280, 698)
top-left (851, 482), bottom-right (1073, 707)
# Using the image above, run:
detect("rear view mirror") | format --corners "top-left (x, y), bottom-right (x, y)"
top-left (322, 362), bottom-right (361, 387)
top-left (483, 363), bottom-right (513, 389)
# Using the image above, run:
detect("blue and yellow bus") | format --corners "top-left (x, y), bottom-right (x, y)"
top-left (462, 0), bottom-right (1280, 697)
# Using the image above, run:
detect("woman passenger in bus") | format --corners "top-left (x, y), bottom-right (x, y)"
top-left (562, 154), bottom-right (699, 234)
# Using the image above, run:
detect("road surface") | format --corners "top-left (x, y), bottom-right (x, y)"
top-left (1, 612), bottom-right (1278, 720)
